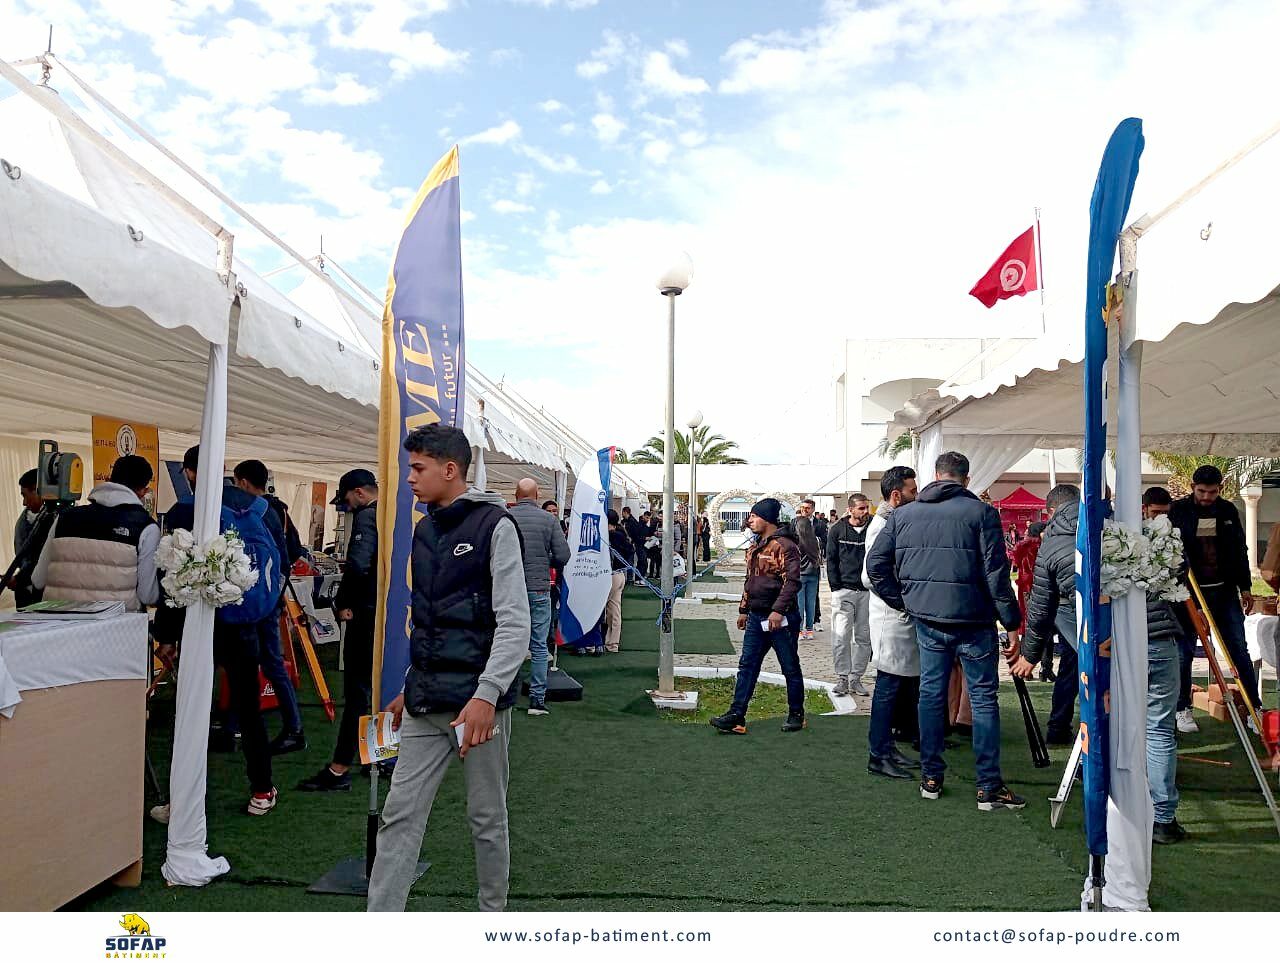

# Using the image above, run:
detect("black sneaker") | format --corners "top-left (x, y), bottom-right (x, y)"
top-left (269, 730), bottom-right (308, 756)
top-left (1153, 819), bottom-right (1188, 845)
top-left (781, 712), bottom-right (806, 732)
top-left (710, 711), bottom-right (747, 734)
top-left (868, 755), bottom-right (913, 779)
top-left (209, 724), bottom-right (239, 754)
top-left (297, 765), bottom-right (353, 792)
top-left (920, 776), bottom-right (944, 800)
top-left (528, 699), bottom-right (549, 716)
top-left (1039, 665), bottom-right (1057, 683)
top-left (977, 785), bottom-right (1027, 811)
top-left (1046, 730), bottom-right (1075, 747)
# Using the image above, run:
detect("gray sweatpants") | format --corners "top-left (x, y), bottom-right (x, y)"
top-left (367, 708), bottom-right (512, 912)
top-left (831, 588), bottom-right (872, 680)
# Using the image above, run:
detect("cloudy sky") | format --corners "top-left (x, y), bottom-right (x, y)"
top-left (4, 0), bottom-right (1280, 465)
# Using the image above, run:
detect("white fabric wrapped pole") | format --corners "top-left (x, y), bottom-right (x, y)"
top-left (161, 340), bottom-right (232, 887)
top-left (917, 423), bottom-right (943, 481)
top-left (1097, 269), bottom-right (1154, 910)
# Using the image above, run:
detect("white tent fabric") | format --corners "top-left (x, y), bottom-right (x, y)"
top-left (0, 60), bottom-right (645, 889)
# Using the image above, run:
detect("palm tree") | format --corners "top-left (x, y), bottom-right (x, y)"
top-left (1147, 453), bottom-right (1280, 500)
top-left (620, 424), bottom-right (747, 464)
top-left (880, 432), bottom-right (912, 458)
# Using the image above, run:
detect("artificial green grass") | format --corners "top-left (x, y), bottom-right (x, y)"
top-left (66, 622), bottom-right (1279, 913)
top-left (659, 675), bottom-right (830, 725)
top-left (614, 618), bottom-right (735, 655)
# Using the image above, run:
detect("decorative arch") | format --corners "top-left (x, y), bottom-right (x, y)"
top-left (707, 489), bottom-right (804, 553)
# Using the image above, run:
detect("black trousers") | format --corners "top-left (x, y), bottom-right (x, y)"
top-left (1047, 640), bottom-right (1079, 739)
top-left (891, 675), bottom-right (920, 742)
top-left (334, 608), bottom-right (374, 767)
top-left (214, 620), bottom-right (274, 794)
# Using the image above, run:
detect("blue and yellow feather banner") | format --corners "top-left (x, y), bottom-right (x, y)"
top-left (373, 146), bottom-right (465, 711)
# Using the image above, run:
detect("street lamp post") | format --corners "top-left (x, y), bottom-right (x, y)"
top-left (656, 254), bottom-right (692, 697)
top-left (687, 410), bottom-right (703, 575)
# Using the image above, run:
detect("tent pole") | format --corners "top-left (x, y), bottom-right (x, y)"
top-left (161, 335), bottom-right (233, 887)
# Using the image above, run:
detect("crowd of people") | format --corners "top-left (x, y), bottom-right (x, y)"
top-left (8, 433), bottom-right (1267, 909)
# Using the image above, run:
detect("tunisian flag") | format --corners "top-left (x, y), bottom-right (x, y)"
top-left (969, 226), bottom-right (1038, 308)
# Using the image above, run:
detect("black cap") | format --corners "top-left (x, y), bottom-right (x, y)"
top-left (332, 468), bottom-right (377, 505)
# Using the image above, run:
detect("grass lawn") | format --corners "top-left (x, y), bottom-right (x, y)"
top-left (67, 606), bottom-right (1279, 913)
top-left (658, 676), bottom-right (831, 726)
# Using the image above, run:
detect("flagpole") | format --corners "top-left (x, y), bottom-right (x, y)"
top-left (1034, 207), bottom-right (1047, 335)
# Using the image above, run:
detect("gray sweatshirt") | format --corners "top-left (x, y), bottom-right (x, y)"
top-left (462, 489), bottom-right (534, 707)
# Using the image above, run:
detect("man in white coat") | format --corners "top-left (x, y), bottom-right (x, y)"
top-left (862, 465), bottom-right (921, 779)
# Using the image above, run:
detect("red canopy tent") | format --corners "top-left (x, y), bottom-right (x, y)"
top-left (992, 485), bottom-right (1046, 541)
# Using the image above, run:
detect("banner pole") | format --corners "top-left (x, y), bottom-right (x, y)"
top-left (1034, 206), bottom-right (1047, 334)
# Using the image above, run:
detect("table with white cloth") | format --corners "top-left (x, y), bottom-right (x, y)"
top-left (0, 613), bottom-right (149, 910)
top-left (1244, 612), bottom-right (1279, 671)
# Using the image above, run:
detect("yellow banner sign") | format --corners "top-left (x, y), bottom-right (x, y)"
top-left (91, 416), bottom-right (160, 513)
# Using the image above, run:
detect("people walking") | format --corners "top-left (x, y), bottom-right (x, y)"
top-left (793, 508), bottom-right (822, 641)
top-left (866, 451), bottom-right (1026, 811)
top-left (604, 509), bottom-right (632, 652)
top-left (711, 498), bottom-right (806, 735)
top-left (826, 494), bottom-right (873, 697)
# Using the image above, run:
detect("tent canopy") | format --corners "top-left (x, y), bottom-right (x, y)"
top-left (993, 485), bottom-right (1046, 511)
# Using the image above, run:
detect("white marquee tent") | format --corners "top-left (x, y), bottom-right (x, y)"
top-left (0, 56), bottom-right (643, 887)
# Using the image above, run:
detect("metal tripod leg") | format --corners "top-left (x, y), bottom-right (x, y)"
top-left (1049, 728), bottom-right (1085, 829)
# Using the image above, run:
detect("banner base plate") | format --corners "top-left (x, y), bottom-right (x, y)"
top-left (308, 857), bottom-right (430, 897)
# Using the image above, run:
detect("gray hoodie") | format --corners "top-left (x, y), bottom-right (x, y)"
top-left (458, 490), bottom-right (534, 707)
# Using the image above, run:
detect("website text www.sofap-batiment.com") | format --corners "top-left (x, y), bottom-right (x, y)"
top-left (934, 928), bottom-right (1180, 945)
top-left (484, 929), bottom-right (712, 945)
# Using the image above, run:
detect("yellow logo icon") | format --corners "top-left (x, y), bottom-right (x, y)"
top-left (119, 914), bottom-right (151, 935)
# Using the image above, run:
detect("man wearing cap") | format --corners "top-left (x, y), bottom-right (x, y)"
top-left (710, 498), bottom-right (807, 735)
top-left (299, 468), bottom-right (379, 792)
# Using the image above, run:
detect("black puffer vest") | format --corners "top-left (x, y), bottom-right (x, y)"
top-left (405, 499), bottom-right (520, 715)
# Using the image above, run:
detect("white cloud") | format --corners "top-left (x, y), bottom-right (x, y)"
top-left (491, 198), bottom-right (534, 214)
top-left (508, 0), bottom-right (597, 7)
top-left (589, 179), bottom-right (612, 195)
top-left (302, 73), bottom-right (380, 106)
top-left (517, 144), bottom-right (590, 175)
top-left (538, 99), bottom-right (567, 113)
top-left (459, 120), bottom-right (522, 146)
top-left (489, 47), bottom-right (521, 65)
top-left (641, 51), bottom-right (709, 96)
top-left (642, 139), bottom-right (673, 165)
top-left (576, 29), bottom-right (627, 78)
top-left (461, 209), bottom-right (477, 223)
top-left (665, 38), bottom-right (690, 59)
top-left (591, 112), bottom-right (626, 145)
top-left (513, 171), bottom-right (538, 198)
top-left (327, 0), bottom-right (466, 80)
top-left (558, 121), bottom-right (577, 135)
top-left (677, 130), bottom-right (707, 148)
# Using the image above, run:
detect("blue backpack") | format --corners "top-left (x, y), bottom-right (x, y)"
top-left (218, 498), bottom-right (281, 625)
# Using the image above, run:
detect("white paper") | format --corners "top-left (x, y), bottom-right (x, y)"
top-left (760, 616), bottom-right (788, 631)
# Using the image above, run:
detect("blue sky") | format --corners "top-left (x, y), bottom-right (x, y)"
top-left (5, 0), bottom-right (1280, 463)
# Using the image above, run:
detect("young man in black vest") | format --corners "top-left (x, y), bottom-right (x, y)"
top-left (368, 425), bottom-right (530, 912)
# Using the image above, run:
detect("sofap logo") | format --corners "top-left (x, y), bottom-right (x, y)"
top-left (578, 513), bottom-right (602, 553)
top-left (105, 914), bottom-right (168, 958)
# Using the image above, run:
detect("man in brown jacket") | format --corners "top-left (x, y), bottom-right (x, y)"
top-left (711, 498), bottom-right (807, 735)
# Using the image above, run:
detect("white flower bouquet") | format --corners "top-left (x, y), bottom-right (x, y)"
top-left (157, 528), bottom-right (259, 609)
top-left (1098, 515), bottom-right (1188, 603)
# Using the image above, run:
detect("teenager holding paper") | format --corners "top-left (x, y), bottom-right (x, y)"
top-left (367, 424), bottom-right (531, 912)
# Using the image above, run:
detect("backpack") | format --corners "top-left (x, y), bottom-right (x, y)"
top-left (218, 497), bottom-right (281, 624)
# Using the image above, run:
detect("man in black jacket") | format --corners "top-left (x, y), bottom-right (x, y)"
top-left (826, 494), bottom-right (873, 697)
top-left (865, 451), bottom-right (1025, 811)
top-left (1169, 464), bottom-right (1260, 712)
top-left (298, 468), bottom-right (379, 792)
top-left (1007, 484), bottom-right (1081, 744)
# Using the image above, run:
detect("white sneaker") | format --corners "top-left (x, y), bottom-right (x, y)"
top-left (247, 788), bottom-right (278, 816)
top-left (1247, 716), bottom-right (1260, 736)
top-left (1176, 709), bottom-right (1199, 734)
top-left (149, 803), bottom-right (170, 825)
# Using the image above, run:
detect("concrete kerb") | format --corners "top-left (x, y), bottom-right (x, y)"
top-left (673, 666), bottom-right (858, 717)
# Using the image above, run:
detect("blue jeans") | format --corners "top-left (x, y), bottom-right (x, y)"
top-left (797, 572), bottom-right (820, 631)
top-left (868, 670), bottom-right (907, 760)
top-left (1201, 584), bottom-right (1260, 707)
top-left (527, 592), bottom-right (552, 702)
top-left (259, 614), bottom-right (302, 734)
top-left (916, 620), bottom-right (1003, 792)
top-left (730, 609), bottom-right (805, 716)
top-left (1147, 636), bottom-right (1180, 824)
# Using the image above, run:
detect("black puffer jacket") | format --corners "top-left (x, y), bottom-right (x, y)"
top-left (1146, 594), bottom-right (1183, 643)
top-left (1021, 502), bottom-right (1078, 665)
top-left (1169, 495), bottom-right (1251, 593)
top-left (865, 480), bottom-right (1021, 629)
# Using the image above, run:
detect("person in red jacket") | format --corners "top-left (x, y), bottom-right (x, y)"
top-left (1011, 520), bottom-right (1050, 680)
